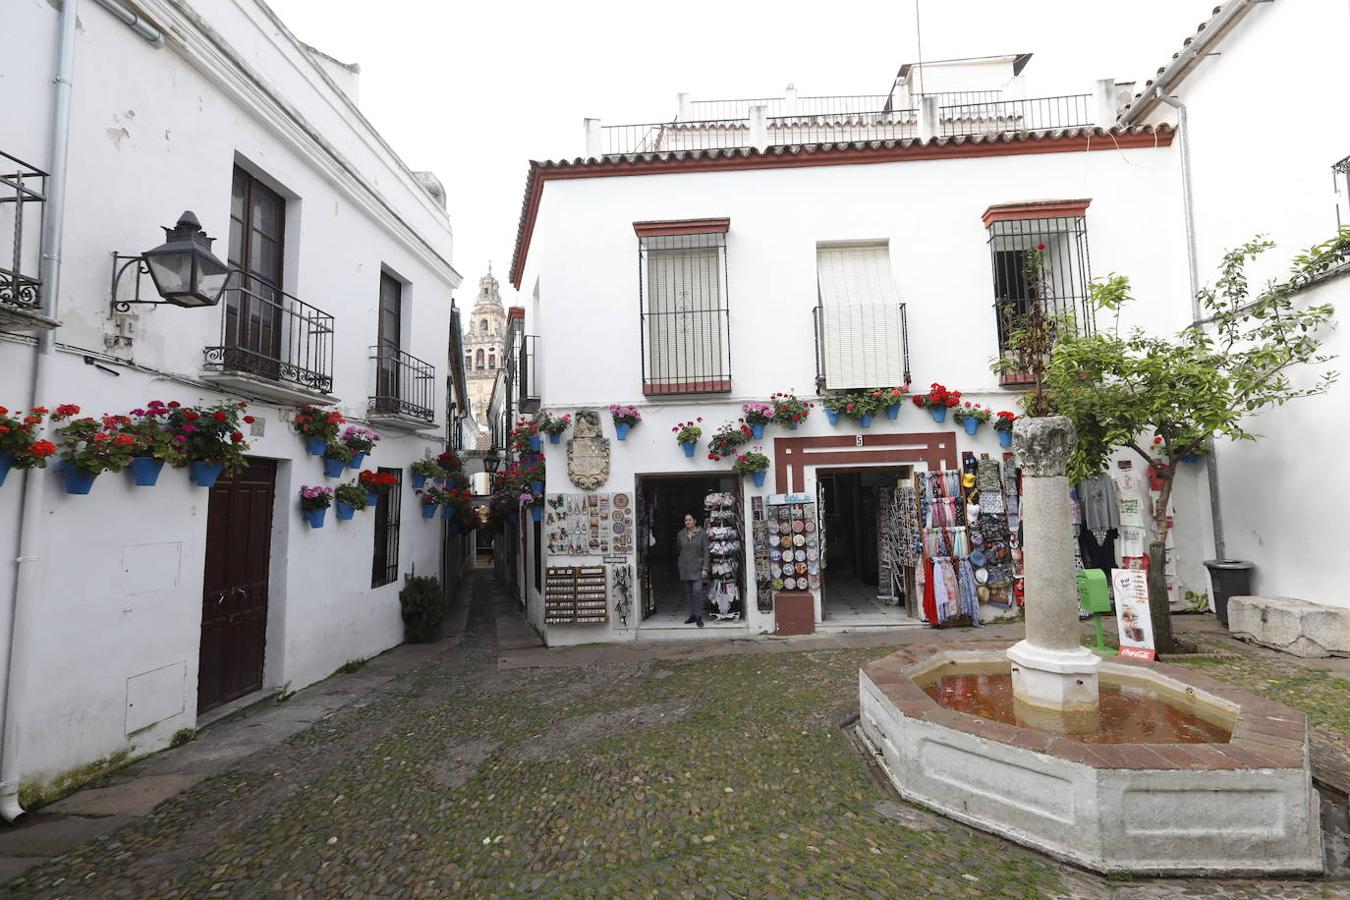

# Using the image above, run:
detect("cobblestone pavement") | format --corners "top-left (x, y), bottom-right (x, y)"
top-left (5, 573), bottom-right (1347, 898)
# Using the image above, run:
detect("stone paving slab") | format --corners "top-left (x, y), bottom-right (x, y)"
top-left (43, 774), bottom-right (206, 817)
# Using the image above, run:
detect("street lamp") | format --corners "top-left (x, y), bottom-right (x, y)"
top-left (111, 211), bottom-right (232, 313)
top-left (482, 449), bottom-right (502, 474)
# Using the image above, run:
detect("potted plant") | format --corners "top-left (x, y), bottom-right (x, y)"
top-left (952, 402), bottom-right (991, 436)
top-left (672, 419), bottom-right (703, 457)
top-left (333, 482), bottom-right (369, 521)
top-left (299, 484), bottom-right (333, 528)
top-left (409, 457), bottom-right (442, 489)
top-left (912, 383), bottom-right (961, 423)
top-left (436, 450), bottom-right (462, 478)
top-left (993, 410), bottom-right (1018, 447)
top-left (707, 421), bottom-right (753, 461)
top-left (510, 417), bottom-right (542, 453)
top-left (0, 404), bottom-right (60, 486)
top-left (124, 402), bottom-right (188, 486)
top-left (879, 385), bottom-right (909, 419)
top-left (732, 448), bottom-right (770, 488)
top-left (359, 468), bottom-right (398, 505)
top-left (537, 411), bottom-right (572, 444)
top-left (340, 426), bottom-right (380, 468)
top-left (770, 392), bottom-right (812, 430)
top-left (293, 404), bottom-right (344, 455)
top-left (417, 485), bottom-right (446, 519)
top-left (322, 441), bottom-right (353, 478)
top-left (52, 411), bottom-right (138, 495)
top-left (518, 455), bottom-right (545, 493)
top-left (165, 400), bottom-right (250, 487)
top-left (837, 392), bottom-right (880, 428)
top-left (740, 402), bottom-right (773, 439)
top-left (609, 404), bottom-right (641, 440)
top-left (520, 488), bottom-right (543, 522)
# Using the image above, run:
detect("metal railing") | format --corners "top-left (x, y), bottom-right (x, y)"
top-left (0, 151), bottom-right (47, 313)
top-left (987, 215), bottom-right (1093, 372)
top-left (768, 109), bottom-right (918, 145)
top-left (512, 334), bottom-right (539, 408)
top-left (203, 271), bottom-right (335, 393)
top-left (812, 302), bottom-right (910, 392)
top-left (368, 343), bottom-right (436, 422)
top-left (638, 232), bottom-right (732, 396)
top-left (939, 94), bottom-right (1092, 137)
top-left (919, 90), bottom-right (1003, 108)
top-left (602, 118), bottom-right (750, 156)
top-left (688, 94), bottom-right (894, 120)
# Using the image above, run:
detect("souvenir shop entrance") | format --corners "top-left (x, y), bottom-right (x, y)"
top-left (636, 473), bottom-right (745, 628)
top-left (817, 467), bottom-right (919, 624)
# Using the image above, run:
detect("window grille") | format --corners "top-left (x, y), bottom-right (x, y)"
top-left (638, 231), bottom-right (731, 395)
top-left (371, 467), bottom-right (402, 588)
top-left (813, 242), bottom-right (910, 391)
top-left (986, 214), bottom-right (1092, 368)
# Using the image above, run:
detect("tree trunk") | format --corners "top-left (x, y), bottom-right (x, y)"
top-left (1148, 467), bottom-right (1176, 654)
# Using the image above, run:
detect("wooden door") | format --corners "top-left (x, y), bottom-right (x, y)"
top-left (226, 167), bottom-right (285, 371)
top-left (198, 458), bottom-right (276, 713)
top-left (376, 272), bottom-right (403, 409)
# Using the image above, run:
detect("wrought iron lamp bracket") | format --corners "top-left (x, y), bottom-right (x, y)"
top-left (109, 252), bottom-right (159, 315)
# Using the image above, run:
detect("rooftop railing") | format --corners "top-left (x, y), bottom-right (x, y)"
top-left (939, 94), bottom-right (1092, 137)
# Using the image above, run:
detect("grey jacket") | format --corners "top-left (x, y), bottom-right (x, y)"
top-left (676, 526), bottom-right (711, 581)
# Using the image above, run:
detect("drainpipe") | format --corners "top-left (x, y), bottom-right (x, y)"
top-left (0, 0), bottom-right (79, 823)
top-left (91, 0), bottom-right (164, 47)
top-left (1153, 86), bottom-right (1226, 561)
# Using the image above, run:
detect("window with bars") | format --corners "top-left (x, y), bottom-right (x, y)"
top-left (636, 221), bottom-right (731, 395)
top-left (983, 204), bottom-right (1093, 380)
top-left (371, 467), bottom-right (402, 588)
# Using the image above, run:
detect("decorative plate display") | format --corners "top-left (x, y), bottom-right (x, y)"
top-left (807, 562), bottom-right (819, 575)
top-left (795, 549), bottom-right (806, 562)
top-left (803, 521), bottom-right (816, 533)
top-left (781, 536), bottom-right (794, 549)
top-left (808, 574), bottom-right (821, 589)
top-left (783, 576), bottom-right (797, 590)
top-left (772, 578), bottom-right (784, 590)
top-left (612, 522), bottom-right (624, 534)
top-left (795, 562), bottom-right (807, 576)
top-left (805, 534), bottom-right (817, 547)
top-left (791, 520), bottom-right (805, 533)
top-left (770, 549), bottom-right (781, 561)
top-left (806, 548), bottom-right (818, 561)
top-left (768, 522), bottom-right (780, 535)
top-left (770, 564), bottom-right (782, 578)
top-left (792, 534), bottom-right (806, 547)
top-left (613, 493), bottom-right (629, 508)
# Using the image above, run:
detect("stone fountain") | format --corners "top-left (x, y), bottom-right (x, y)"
top-left (857, 417), bottom-right (1323, 876)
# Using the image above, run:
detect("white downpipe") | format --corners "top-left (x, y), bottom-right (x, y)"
top-left (91, 0), bottom-right (164, 47)
top-left (1153, 87), bottom-right (1227, 562)
top-left (0, 0), bottom-right (79, 823)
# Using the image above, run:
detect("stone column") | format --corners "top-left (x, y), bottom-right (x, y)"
top-left (1006, 416), bottom-right (1101, 715)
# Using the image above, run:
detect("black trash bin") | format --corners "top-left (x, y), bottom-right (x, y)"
top-left (1203, 559), bottom-right (1255, 629)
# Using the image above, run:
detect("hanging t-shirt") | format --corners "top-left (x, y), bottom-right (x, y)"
top-left (1113, 467), bottom-right (1148, 529)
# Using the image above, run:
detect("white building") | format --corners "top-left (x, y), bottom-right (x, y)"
top-left (503, 54), bottom-right (1236, 647)
top-left (1119, 0), bottom-right (1350, 614)
top-left (0, 0), bottom-right (472, 810)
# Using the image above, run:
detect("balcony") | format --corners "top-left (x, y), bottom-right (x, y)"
top-left (939, 94), bottom-right (1092, 138)
top-left (367, 344), bottom-right (436, 431)
top-left (0, 151), bottom-right (58, 332)
top-left (201, 272), bottom-right (336, 404)
top-left (509, 334), bottom-right (540, 414)
top-left (812, 302), bottom-right (910, 393)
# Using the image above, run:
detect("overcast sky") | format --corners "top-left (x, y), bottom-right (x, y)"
top-left (266, 0), bottom-right (1218, 307)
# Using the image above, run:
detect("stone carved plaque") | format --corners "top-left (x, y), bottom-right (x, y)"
top-left (567, 409), bottom-right (610, 489)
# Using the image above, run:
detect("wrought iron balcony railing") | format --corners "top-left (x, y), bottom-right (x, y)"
top-left (368, 343), bottom-right (436, 423)
top-left (939, 94), bottom-right (1092, 137)
top-left (203, 271), bottom-right (335, 394)
top-left (511, 334), bottom-right (540, 409)
top-left (812, 302), bottom-right (910, 393)
top-left (0, 151), bottom-right (47, 314)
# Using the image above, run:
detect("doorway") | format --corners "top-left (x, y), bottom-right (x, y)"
top-left (818, 466), bottom-right (915, 623)
top-left (198, 457), bottom-right (276, 714)
top-left (636, 473), bottom-right (743, 627)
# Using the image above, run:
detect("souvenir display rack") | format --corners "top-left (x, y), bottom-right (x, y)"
top-left (543, 492), bottom-right (633, 556)
top-left (750, 497), bottom-right (773, 612)
top-left (704, 491), bottom-right (743, 619)
top-left (762, 495), bottom-right (821, 592)
top-left (544, 565), bottom-right (609, 625)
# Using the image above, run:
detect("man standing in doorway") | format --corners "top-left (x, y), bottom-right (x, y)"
top-left (677, 513), bottom-right (709, 627)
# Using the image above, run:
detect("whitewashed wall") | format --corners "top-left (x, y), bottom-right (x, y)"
top-left (1139, 0), bottom-right (1350, 609)
top-left (1, 0), bottom-right (458, 791)
top-left (518, 139), bottom-right (1213, 646)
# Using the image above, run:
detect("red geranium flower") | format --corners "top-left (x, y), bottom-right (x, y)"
top-left (184, 410), bottom-right (200, 421)
top-left (55, 404), bottom-right (80, 417)
top-left (231, 431), bottom-right (244, 443)
top-left (28, 440), bottom-right (56, 457)
top-left (213, 411), bottom-right (228, 422)
top-left (167, 401), bottom-right (181, 408)
top-left (243, 416), bottom-right (255, 424)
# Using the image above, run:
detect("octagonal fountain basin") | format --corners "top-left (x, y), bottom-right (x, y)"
top-left (858, 645), bottom-right (1323, 876)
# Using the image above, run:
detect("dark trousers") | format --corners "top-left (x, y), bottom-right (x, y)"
top-left (683, 579), bottom-right (705, 619)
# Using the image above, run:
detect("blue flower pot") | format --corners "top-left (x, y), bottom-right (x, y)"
top-left (323, 457), bottom-right (346, 478)
top-left (528, 436), bottom-right (542, 452)
top-left (529, 505), bottom-right (542, 522)
top-left (421, 503), bottom-right (436, 519)
top-left (0, 452), bottom-right (12, 487)
top-left (530, 481), bottom-right (543, 493)
top-left (886, 403), bottom-right (901, 420)
top-left (62, 463), bottom-right (98, 495)
top-left (962, 418), bottom-right (981, 436)
top-left (1182, 454), bottom-right (1201, 464)
top-left (307, 507), bottom-right (327, 528)
top-left (860, 413), bottom-right (874, 428)
top-left (681, 441), bottom-right (696, 458)
top-left (190, 461), bottom-right (224, 488)
top-left (411, 472), bottom-right (428, 489)
top-left (752, 470), bottom-right (766, 488)
top-left (349, 452), bottom-right (365, 469)
top-left (129, 456), bottom-right (164, 486)
top-left (366, 489), bottom-right (380, 506)
top-left (305, 436), bottom-right (326, 456)
top-left (750, 423), bottom-right (765, 440)
top-left (998, 430), bottom-right (1013, 449)
top-left (548, 432), bottom-right (561, 445)
top-left (614, 422), bottom-right (631, 441)
top-left (826, 409), bottom-right (840, 426)
top-left (929, 407), bottom-right (947, 424)
top-left (786, 420), bottom-right (798, 431)
top-left (335, 501), bottom-right (355, 521)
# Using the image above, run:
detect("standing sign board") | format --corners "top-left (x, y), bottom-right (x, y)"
top-left (1111, 569), bottom-right (1156, 660)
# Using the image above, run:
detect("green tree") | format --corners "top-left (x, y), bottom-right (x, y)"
top-left (1044, 234), bottom-right (1341, 652)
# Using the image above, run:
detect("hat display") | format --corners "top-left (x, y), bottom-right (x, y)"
top-left (974, 567), bottom-right (989, 584)
top-left (961, 473), bottom-right (977, 489)
top-left (969, 549), bottom-right (986, 567)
